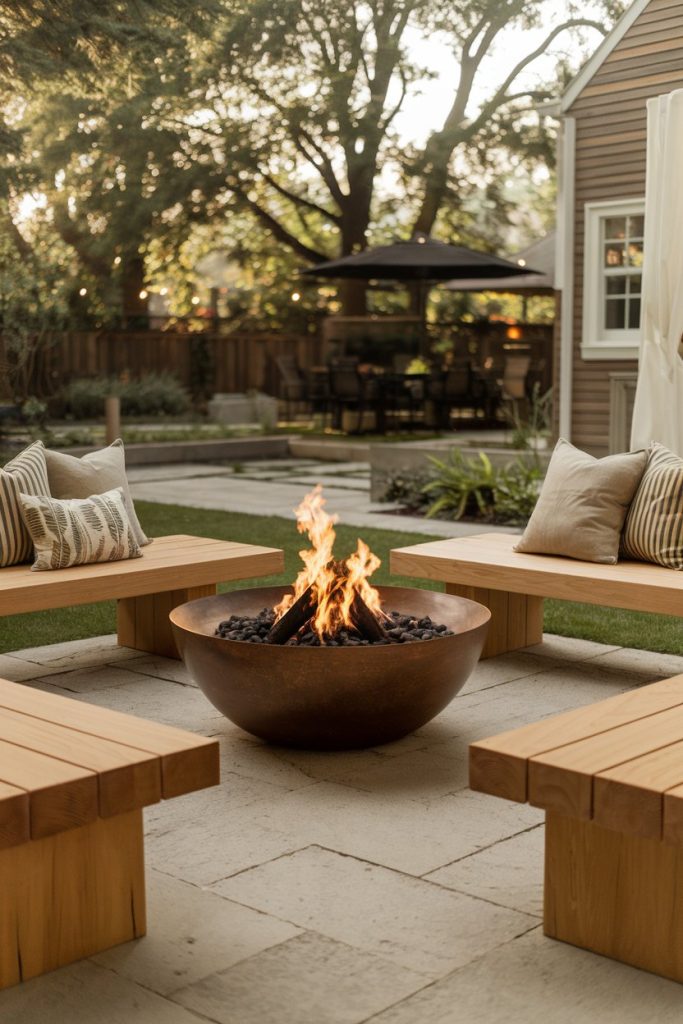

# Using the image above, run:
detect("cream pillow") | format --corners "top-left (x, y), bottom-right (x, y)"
top-left (621, 443), bottom-right (683, 569)
top-left (19, 487), bottom-right (142, 571)
top-left (44, 438), bottom-right (149, 547)
top-left (514, 439), bottom-right (647, 564)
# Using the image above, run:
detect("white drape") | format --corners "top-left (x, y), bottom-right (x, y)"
top-left (630, 89), bottom-right (683, 455)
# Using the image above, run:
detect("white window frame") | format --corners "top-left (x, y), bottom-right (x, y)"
top-left (581, 197), bottom-right (645, 360)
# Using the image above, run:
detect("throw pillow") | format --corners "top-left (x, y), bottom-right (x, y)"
top-left (19, 487), bottom-right (142, 571)
top-left (621, 443), bottom-right (683, 569)
top-left (514, 438), bottom-right (648, 564)
top-left (44, 438), bottom-right (150, 547)
top-left (0, 440), bottom-right (50, 567)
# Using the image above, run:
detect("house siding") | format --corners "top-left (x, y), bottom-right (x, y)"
top-left (558, 0), bottom-right (683, 454)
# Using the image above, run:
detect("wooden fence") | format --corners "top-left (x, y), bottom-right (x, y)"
top-left (32, 329), bottom-right (325, 398)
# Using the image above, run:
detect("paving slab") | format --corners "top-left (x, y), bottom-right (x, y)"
top-left (364, 927), bottom-right (683, 1024)
top-left (0, 961), bottom-right (207, 1024)
top-left (425, 824), bottom-right (545, 917)
top-left (230, 780), bottom-right (543, 876)
top-left (172, 931), bottom-right (429, 1024)
top-left (93, 868), bottom-right (300, 995)
top-left (213, 846), bottom-right (537, 979)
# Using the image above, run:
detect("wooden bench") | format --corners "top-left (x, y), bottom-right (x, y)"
top-left (391, 532), bottom-right (683, 659)
top-left (0, 534), bottom-right (284, 659)
top-left (0, 675), bottom-right (219, 990)
top-left (470, 673), bottom-right (683, 983)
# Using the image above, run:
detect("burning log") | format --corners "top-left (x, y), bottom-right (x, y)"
top-left (349, 591), bottom-right (388, 643)
top-left (266, 584), bottom-right (317, 644)
top-left (267, 559), bottom-right (388, 646)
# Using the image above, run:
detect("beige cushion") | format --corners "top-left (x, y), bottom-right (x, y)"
top-left (0, 440), bottom-right (50, 567)
top-left (44, 439), bottom-right (149, 548)
top-left (514, 439), bottom-right (647, 564)
top-left (621, 443), bottom-right (683, 569)
top-left (19, 487), bottom-right (142, 571)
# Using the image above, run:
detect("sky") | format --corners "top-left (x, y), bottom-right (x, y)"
top-left (393, 9), bottom-right (608, 144)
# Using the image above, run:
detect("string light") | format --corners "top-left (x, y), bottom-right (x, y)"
top-left (291, 291), bottom-right (301, 302)
top-left (139, 289), bottom-right (148, 300)
top-left (159, 287), bottom-right (168, 296)
top-left (79, 287), bottom-right (87, 296)
top-left (191, 296), bottom-right (200, 305)
top-left (113, 256), bottom-right (121, 265)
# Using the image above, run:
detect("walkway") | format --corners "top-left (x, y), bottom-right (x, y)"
top-left (127, 459), bottom-right (520, 537)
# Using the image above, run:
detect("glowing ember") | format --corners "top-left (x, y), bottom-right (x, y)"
top-left (274, 485), bottom-right (389, 642)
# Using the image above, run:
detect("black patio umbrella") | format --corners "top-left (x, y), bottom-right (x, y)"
top-left (302, 234), bottom-right (539, 353)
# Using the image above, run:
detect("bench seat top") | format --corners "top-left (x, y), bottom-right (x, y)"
top-left (470, 673), bottom-right (683, 844)
top-left (390, 532), bottom-right (683, 616)
top-left (0, 534), bottom-right (284, 615)
top-left (0, 677), bottom-right (219, 849)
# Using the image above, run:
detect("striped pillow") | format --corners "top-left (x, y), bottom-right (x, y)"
top-left (0, 440), bottom-right (50, 567)
top-left (18, 487), bottom-right (142, 571)
top-left (621, 443), bottom-right (683, 569)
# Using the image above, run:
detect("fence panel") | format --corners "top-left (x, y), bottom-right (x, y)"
top-left (31, 330), bottom-right (322, 398)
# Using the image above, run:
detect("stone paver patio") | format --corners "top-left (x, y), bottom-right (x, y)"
top-left (2, 632), bottom-right (683, 1022)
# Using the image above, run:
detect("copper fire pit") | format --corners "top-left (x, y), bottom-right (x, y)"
top-left (170, 585), bottom-right (490, 749)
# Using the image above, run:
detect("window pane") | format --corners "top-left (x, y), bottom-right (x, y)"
top-left (606, 276), bottom-right (627, 295)
top-left (628, 215), bottom-right (644, 239)
top-left (629, 298), bottom-right (641, 329)
top-left (604, 243), bottom-right (624, 267)
top-left (628, 274), bottom-right (642, 295)
top-left (604, 217), bottom-right (627, 240)
top-left (605, 298), bottom-right (626, 329)
top-left (626, 241), bottom-right (644, 267)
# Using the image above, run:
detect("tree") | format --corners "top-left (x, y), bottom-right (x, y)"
top-left (1, 0), bottom-right (625, 318)
top-left (174, 2), bottom-right (622, 258)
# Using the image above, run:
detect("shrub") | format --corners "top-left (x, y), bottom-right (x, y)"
top-left (422, 449), bottom-right (542, 525)
top-left (382, 470), bottom-right (431, 509)
top-left (60, 373), bottom-right (190, 419)
top-left (120, 373), bottom-right (190, 417)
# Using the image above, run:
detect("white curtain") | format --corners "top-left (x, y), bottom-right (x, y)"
top-left (630, 89), bottom-right (683, 455)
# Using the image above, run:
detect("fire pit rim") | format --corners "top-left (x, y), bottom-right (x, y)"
top-left (169, 583), bottom-right (491, 652)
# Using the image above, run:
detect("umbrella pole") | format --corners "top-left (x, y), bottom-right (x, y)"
top-left (419, 282), bottom-right (428, 358)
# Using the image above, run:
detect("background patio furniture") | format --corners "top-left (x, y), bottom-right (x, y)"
top-left (328, 365), bottom-right (380, 433)
top-left (0, 535), bottom-right (283, 659)
top-left (0, 676), bottom-right (219, 990)
top-left (390, 531), bottom-right (683, 659)
top-left (274, 354), bottom-right (308, 420)
top-left (470, 672), bottom-right (683, 984)
top-left (426, 362), bottom-right (490, 429)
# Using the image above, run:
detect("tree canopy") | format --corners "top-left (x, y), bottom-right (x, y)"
top-left (0, 0), bottom-right (624, 319)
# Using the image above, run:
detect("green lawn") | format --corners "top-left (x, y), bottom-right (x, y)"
top-left (0, 501), bottom-right (680, 656)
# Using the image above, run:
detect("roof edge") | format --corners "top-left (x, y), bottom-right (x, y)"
top-left (560, 0), bottom-right (651, 114)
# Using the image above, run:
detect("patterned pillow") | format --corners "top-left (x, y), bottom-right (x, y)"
top-left (18, 487), bottom-right (142, 571)
top-left (621, 443), bottom-right (683, 569)
top-left (0, 440), bottom-right (50, 567)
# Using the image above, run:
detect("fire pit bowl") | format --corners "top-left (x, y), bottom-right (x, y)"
top-left (170, 585), bottom-right (490, 749)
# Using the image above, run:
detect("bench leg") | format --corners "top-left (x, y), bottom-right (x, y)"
top-left (446, 584), bottom-right (543, 658)
top-left (117, 585), bottom-right (217, 658)
top-left (544, 810), bottom-right (683, 983)
top-left (0, 809), bottom-right (146, 990)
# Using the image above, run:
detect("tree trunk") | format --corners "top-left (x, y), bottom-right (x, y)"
top-left (336, 175), bottom-right (375, 316)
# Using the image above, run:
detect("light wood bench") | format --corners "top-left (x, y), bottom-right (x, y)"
top-left (0, 534), bottom-right (284, 659)
top-left (470, 673), bottom-right (683, 984)
top-left (0, 676), bottom-right (219, 989)
top-left (391, 532), bottom-right (683, 659)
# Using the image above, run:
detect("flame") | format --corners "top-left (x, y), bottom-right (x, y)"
top-left (274, 485), bottom-right (387, 642)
